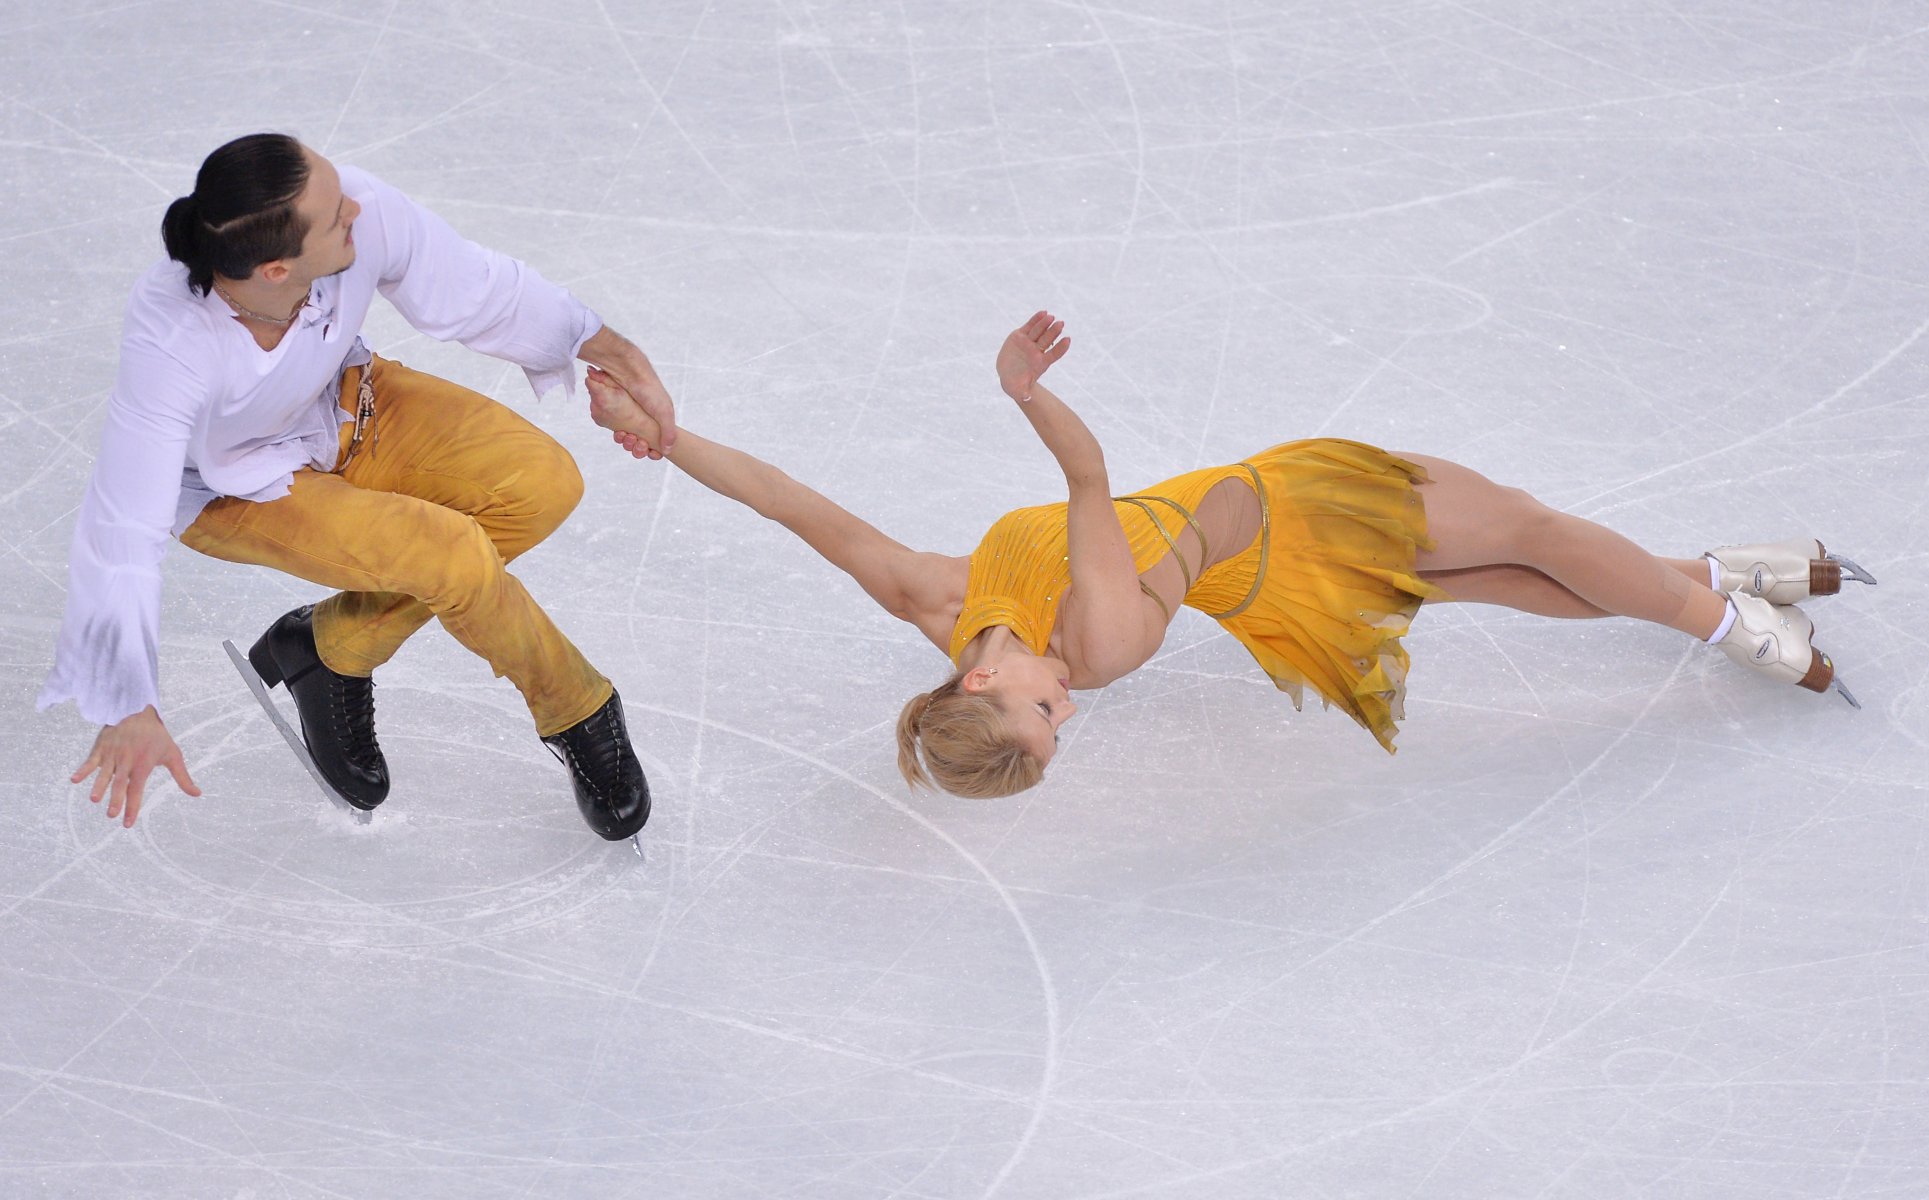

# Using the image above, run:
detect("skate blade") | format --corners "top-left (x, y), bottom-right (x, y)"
top-left (630, 833), bottom-right (646, 862)
top-left (1832, 677), bottom-right (1862, 710)
top-left (222, 639), bottom-right (374, 824)
top-left (1826, 553), bottom-right (1878, 587)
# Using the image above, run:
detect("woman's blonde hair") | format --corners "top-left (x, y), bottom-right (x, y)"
top-left (896, 672), bottom-right (1045, 798)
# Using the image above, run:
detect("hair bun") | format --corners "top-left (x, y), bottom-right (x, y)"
top-left (160, 193), bottom-right (202, 266)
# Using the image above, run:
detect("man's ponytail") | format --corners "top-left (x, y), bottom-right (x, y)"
top-left (160, 194), bottom-right (212, 295)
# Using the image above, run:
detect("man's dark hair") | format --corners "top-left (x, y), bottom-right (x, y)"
top-left (160, 133), bottom-right (313, 297)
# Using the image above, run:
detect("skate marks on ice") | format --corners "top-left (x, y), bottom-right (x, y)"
top-left (102, 716), bottom-right (661, 953)
top-left (4, 0), bottom-right (1927, 1193)
top-left (222, 638), bottom-right (373, 826)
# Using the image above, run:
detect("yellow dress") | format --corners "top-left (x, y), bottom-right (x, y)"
top-left (947, 438), bottom-right (1444, 752)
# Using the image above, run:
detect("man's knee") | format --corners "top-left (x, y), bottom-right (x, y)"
top-left (411, 515), bottom-right (507, 607)
top-left (519, 437), bottom-right (584, 529)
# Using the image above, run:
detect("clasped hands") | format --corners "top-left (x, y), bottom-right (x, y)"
top-left (587, 366), bottom-right (667, 460)
top-left (578, 325), bottom-right (676, 459)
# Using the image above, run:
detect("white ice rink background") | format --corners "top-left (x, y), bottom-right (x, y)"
top-left (2, 2), bottom-right (1926, 1196)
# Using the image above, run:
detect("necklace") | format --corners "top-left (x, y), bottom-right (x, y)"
top-left (214, 281), bottom-right (305, 326)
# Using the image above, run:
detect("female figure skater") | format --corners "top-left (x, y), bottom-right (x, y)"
top-left (586, 313), bottom-right (1871, 799)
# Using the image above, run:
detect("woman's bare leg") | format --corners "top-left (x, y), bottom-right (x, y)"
top-left (1401, 454), bottom-right (1728, 639)
top-left (1422, 565), bottom-right (1609, 617)
top-left (1423, 558), bottom-right (1713, 618)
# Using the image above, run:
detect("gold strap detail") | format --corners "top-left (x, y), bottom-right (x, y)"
top-left (1202, 462), bottom-right (1268, 619)
top-left (1117, 494), bottom-right (1212, 591)
top-left (1117, 491), bottom-right (1221, 624)
top-left (1115, 497), bottom-right (1189, 592)
top-left (1155, 495), bottom-right (1214, 567)
top-left (1138, 579), bottom-right (1173, 622)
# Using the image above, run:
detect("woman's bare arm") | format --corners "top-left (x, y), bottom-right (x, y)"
top-left (587, 370), bottom-right (958, 648)
top-left (996, 315), bottom-right (1162, 680)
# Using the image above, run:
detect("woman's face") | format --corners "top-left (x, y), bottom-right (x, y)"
top-left (973, 653), bottom-right (1077, 764)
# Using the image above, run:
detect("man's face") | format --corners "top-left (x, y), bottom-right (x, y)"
top-left (283, 145), bottom-right (360, 282)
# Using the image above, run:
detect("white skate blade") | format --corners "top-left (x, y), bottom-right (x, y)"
top-left (630, 833), bottom-right (645, 861)
top-left (222, 639), bottom-right (374, 824)
top-left (1826, 553), bottom-right (1878, 588)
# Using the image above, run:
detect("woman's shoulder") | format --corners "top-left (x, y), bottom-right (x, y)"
top-left (898, 553), bottom-right (968, 653)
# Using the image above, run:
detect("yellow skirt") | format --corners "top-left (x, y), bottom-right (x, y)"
top-left (1182, 439), bottom-right (1441, 752)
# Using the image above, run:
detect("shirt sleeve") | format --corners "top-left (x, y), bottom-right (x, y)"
top-left (352, 168), bottom-right (603, 400)
top-left (37, 337), bottom-right (201, 728)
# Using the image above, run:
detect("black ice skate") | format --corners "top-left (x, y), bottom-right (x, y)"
top-left (226, 605), bottom-right (390, 812)
top-left (542, 690), bottom-right (652, 842)
top-left (1705, 538), bottom-right (1878, 605)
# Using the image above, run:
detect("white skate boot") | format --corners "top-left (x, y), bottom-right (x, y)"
top-left (1706, 538), bottom-right (1877, 605)
top-left (1715, 593), bottom-right (1859, 708)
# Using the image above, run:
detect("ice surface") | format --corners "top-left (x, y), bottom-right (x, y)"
top-left (3, 2), bottom-right (1926, 1196)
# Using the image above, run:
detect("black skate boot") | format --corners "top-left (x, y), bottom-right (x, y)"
top-left (246, 606), bottom-right (390, 810)
top-left (541, 690), bottom-right (651, 841)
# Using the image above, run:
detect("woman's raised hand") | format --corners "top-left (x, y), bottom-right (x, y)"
top-left (997, 310), bottom-right (1071, 402)
top-left (587, 366), bottom-right (666, 460)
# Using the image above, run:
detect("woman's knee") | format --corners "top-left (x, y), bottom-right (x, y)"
top-left (1497, 485), bottom-right (1567, 557)
top-left (1411, 455), bottom-right (1554, 567)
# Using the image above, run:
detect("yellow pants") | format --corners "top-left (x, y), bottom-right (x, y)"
top-left (182, 356), bottom-right (611, 737)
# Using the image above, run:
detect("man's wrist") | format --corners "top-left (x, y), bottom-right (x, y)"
top-left (577, 324), bottom-right (635, 365)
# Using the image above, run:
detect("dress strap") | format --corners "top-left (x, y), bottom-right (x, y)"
top-left (1138, 579), bottom-right (1173, 622)
top-left (1116, 495), bottom-right (1210, 591)
top-left (1200, 462), bottom-right (1269, 619)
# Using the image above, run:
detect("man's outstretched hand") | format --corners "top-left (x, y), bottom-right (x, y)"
top-left (71, 706), bottom-right (201, 828)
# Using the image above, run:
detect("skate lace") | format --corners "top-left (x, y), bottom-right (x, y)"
top-left (560, 703), bottom-right (629, 796)
top-left (333, 674), bottom-right (381, 767)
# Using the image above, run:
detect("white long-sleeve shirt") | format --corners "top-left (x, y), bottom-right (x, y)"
top-left (38, 165), bottom-right (603, 727)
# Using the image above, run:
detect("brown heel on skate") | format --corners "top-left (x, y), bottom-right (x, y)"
top-left (1798, 650), bottom-right (1834, 694)
top-left (1808, 555), bottom-right (1842, 596)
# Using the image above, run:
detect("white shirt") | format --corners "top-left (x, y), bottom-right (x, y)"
top-left (38, 165), bottom-right (603, 727)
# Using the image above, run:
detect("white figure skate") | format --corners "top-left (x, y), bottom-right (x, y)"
top-left (1706, 538), bottom-right (1877, 605)
top-left (1715, 594), bottom-right (1859, 709)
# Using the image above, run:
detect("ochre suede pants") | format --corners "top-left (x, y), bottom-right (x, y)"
top-left (182, 356), bottom-right (611, 737)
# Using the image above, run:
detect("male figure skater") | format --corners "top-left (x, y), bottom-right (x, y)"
top-left (39, 132), bottom-right (673, 841)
